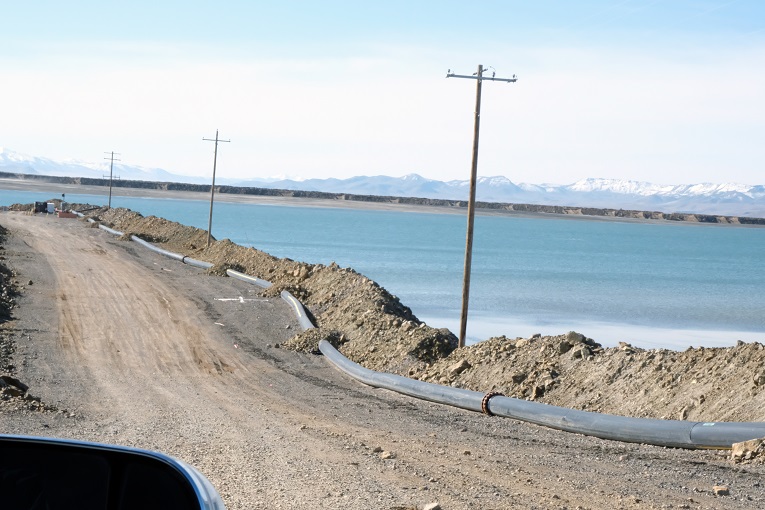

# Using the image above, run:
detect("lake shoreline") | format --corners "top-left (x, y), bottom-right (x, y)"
top-left (424, 312), bottom-right (765, 351)
top-left (2, 175), bottom-right (764, 228)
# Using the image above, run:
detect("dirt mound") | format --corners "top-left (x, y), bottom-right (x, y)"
top-left (85, 207), bottom-right (457, 375)
top-left (78, 205), bottom-right (765, 422)
top-left (417, 332), bottom-right (765, 422)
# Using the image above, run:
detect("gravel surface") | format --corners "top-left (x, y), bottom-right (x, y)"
top-left (2, 210), bottom-right (765, 510)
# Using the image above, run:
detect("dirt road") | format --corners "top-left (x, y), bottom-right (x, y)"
top-left (2, 211), bottom-right (764, 509)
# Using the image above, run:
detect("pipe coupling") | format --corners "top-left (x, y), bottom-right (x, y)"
top-left (481, 391), bottom-right (504, 416)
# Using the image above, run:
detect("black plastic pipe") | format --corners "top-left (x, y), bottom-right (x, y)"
top-left (318, 339), bottom-right (765, 449)
top-left (84, 213), bottom-right (764, 448)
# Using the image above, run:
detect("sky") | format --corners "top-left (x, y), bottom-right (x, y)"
top-left (1, 1), bottom-right (764, 185)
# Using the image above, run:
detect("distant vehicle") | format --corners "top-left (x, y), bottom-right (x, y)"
top-left (0, 434), bottom-right (226, 509)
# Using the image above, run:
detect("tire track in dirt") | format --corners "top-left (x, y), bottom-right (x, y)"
top-left (4, 214), bottom-right (245, 417)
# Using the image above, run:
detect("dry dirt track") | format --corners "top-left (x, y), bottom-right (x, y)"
top-left (2, 211), bottom-right (765, 510)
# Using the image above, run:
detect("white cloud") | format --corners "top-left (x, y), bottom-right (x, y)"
top-left (2, 38), bottom-right (764, 185)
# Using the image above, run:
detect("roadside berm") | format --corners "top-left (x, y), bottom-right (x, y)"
top-left (10, 204), bottom-right (765, 424)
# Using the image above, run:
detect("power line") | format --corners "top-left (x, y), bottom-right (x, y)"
top-left (447, 65), bottom-right (517, 348)
top-left (202, 130), bottom-right (231, 248)
top-left (103, 151), bottom-right (121, 209)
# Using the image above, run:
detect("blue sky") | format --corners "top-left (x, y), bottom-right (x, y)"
top-left (2, 1), bottom-right (763, 185)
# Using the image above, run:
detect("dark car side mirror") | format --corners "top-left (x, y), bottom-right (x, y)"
top-left (0, 435), bottom-right (226, 510)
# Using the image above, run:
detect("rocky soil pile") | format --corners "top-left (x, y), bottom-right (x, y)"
top-left (0, 223), bottom-right (19, 378)
top-left (43, 205), bottom-right (765, 423)
top-left (0, 223), bottom-right (54, 413)
top-left (85, 206), bottom-right (457, 376)
top-left (0, 225), bottom-right (17, 322)
top-left (417, 331), bottom-right (765, 422)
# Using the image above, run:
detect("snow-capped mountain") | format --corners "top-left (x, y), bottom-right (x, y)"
top-left (0, 148), bottom-right (212, 185)
top-left (2, 148), bottom-right (764, 217)
top-left (250, 174), bottom-right (765, 217)
top-left (556, 178), bottom-right (765, 217)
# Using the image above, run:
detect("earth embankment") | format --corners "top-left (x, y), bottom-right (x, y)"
top-left (77, 205), bottom-right (765, 423)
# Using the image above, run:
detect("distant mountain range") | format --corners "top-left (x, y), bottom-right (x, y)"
top-left (0, 148), bottom-right (212, 185)
top-left (2, 148), bottom-right (764, 218)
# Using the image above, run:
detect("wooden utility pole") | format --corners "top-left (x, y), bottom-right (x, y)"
top-left (203, 130), bottom-right (231, 248)
top-left (447, 65), bottom-right (517, 347)
top-left (103, 151), bottom-right (121, 209)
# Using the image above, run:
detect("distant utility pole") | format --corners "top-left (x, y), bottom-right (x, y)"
top-left (202, 129), bottom-right (231, 248)
top-left (104, 151), bottom-right (121, 209)
top-left (447, 65), bottom-right (517, 348)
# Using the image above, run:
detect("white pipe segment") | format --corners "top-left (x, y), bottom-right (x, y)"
top-left (226, 269), bottom-right (272, 289)
top-left (280, 290), bottom-right (315, 330)
top-left (130, 235), bottom-right (185, 262)
top-left (98, 224), bottom-right (124, 236)
top-left (128, 235), bottom-right (213, 269)
top-left (181, 256), bottom-right (214, 270)
top-left (83, 217), bottom-right (124, 236)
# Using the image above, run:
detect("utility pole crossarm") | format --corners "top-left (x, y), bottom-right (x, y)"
top-left (202, 136), bottom-right (232, 144)
top-left (446, 71), bottom-right (518, 83)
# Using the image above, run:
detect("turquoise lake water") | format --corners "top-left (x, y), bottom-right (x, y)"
top-left (3, 188), bottom-right (764, 350)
